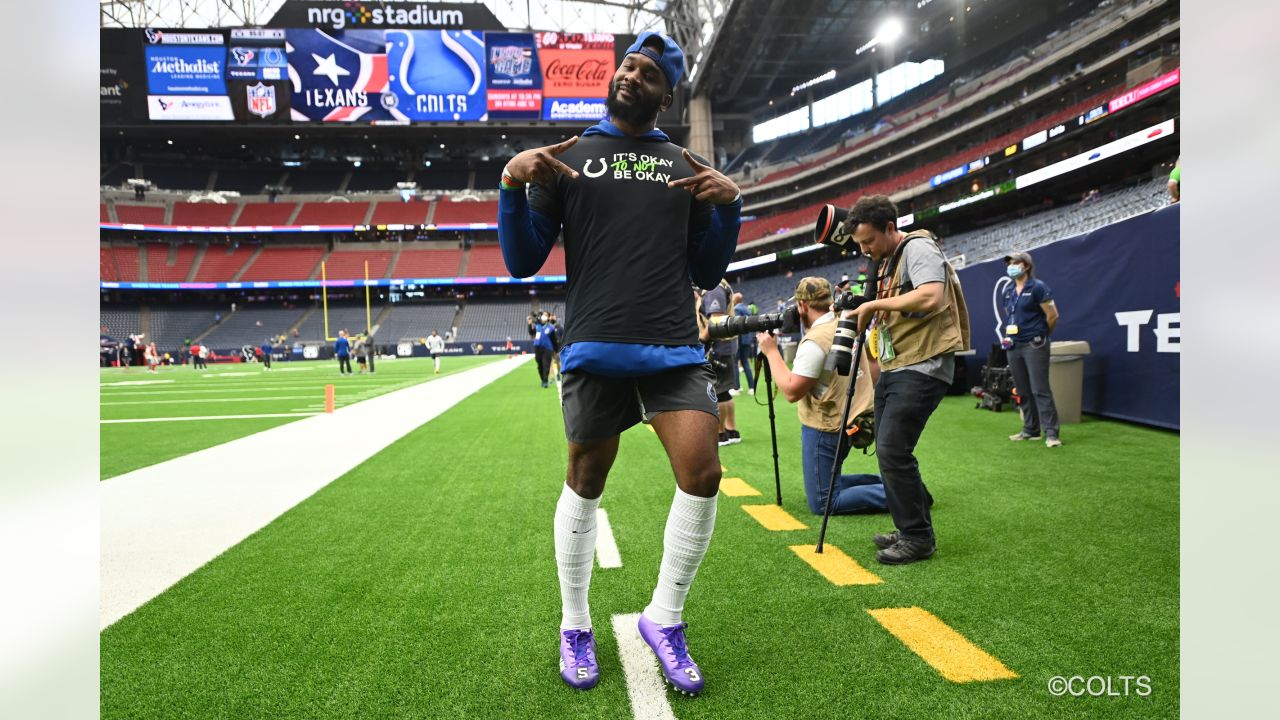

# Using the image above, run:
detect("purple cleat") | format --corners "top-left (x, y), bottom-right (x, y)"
top-left (558, 629), bottom-right (600, 690)
top-left (637, 614), bottom-right (705, 695)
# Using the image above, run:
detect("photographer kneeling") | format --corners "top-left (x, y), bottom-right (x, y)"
top-left (756, 277), bottom-right (889, 516)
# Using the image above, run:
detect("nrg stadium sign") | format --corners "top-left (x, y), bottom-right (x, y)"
top-left (266, 1), bottom-right (504, 30)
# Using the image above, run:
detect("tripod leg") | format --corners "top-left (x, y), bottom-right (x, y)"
top-left (815, 329), bottom-right (867, 553)
top-left (761, 357), bottom-right (782, 506)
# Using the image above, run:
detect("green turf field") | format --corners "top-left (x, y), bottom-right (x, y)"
top-left (100, 368), bottom-right (1178, 719)
top-left (99, 356), bottom-right (500, 479)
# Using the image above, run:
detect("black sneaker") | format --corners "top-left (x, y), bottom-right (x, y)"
top-left (717, 432), bottom-right (730, 446)
top-left (726, 429), bottom-right (741, 445)
top-left (875, 538), bottom-right (936, 565)
top-left (872, 531), bottom-right (900, 550)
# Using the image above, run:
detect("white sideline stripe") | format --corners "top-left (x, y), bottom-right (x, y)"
top-left (612, 613), bottom-right (679, 720)
top-left (102, 380), bottom-right (176, 386)
top-left (595, 509), bottom-right (622, 569)
top-left (100, 356), bottom-right (528, 630)
top-left (102, 396), bottom-right (317, 405)
top-left (102, 413), bottom-right (319, 424)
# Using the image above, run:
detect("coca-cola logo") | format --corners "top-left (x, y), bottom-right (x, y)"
top-left (545, 58), bottom-right (610, 84)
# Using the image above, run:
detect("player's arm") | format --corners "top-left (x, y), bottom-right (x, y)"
top-left (677, 150), bottom-right (742, 289)
top-left (498, 137), bottom-right (579, 278)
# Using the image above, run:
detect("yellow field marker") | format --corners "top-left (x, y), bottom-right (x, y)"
top-left (719, 477), bottom-right (761, 497)
top-left (742, 504), bottom-right (807, 531)
top-left (789, 544), bottom-right (882, 586)
top-left (866, 607), bottom-right (1018, 683)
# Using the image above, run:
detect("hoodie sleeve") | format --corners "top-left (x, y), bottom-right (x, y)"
top-left (686, 194), bottom-right (742, 289)
top-left (498, 183), bottom-right (563, 279)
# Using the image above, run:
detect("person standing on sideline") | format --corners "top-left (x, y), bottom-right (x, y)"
top-left (260, 338), bottom-right (273, 370)
top-left (701, 278), bottom-right (740, 445)
top-left (530, 311), bottom-right (556, 388)
top-left (1002, 251), bottom-right (1062, 447)
top-left (498, 31), bottom-right (740, 695)
top-left (427, 329), bottom-right (446, 374)
top-left (335, 330), bottom-right (352, 375)
top-left (732, 292), bottom-right (756, 395)
top-left (847, 194), bottom-right (970, 565)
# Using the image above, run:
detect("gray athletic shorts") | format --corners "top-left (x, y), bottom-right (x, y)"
top-left (561, 364), bottom-right (719, 443)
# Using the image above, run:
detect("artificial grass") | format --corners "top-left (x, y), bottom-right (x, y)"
top-left (101, 369), bottom-right (1177, 719)
top-left (99, 356), bottom-right (498, 479)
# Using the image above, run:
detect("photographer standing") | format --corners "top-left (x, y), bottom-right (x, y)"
top-left (701, 279), bottom-right (741, 445)
top-left (848, 195), bottom-right (970, 565)
top-left (756, 277), bottom-right (889, 516)
top-left (1002, 251), bottom-right (1062, 447)
top-left (498, 31), bottom-right (740, 694)
top-left (529, 311), bottom-right (557, 388)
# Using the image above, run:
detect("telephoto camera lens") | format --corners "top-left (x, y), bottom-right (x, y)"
top-left (830, 316), bottom-right (859, 375)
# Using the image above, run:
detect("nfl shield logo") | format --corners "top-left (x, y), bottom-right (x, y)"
top-left (247, 82), bottom-right (276, 118)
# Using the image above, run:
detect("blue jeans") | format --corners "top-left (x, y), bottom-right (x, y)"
top-left (801, 424), bottom-right (887, 515)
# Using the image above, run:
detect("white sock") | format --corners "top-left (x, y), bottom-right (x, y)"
top-left (643, 488), bottom-right (718, 626)
top-left (555, 483), bottom-right (601, 630)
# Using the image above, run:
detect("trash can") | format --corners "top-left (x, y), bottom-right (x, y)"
top-left (1048, 340), bottom-right (1091, 424)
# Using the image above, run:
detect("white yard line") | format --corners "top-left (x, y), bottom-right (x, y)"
top-left (100, 356), bottom-right (529, 630)
top-left (595, 508), bottom-right (622, 569)
top-left (612, 613), bottom-right (679, 720)
top-left (102, 396), bottom-right (318, 405)
top-left (101, 413), bottom-right (319, 424)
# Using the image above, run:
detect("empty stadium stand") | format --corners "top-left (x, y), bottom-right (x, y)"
top-left (292, 304), bottom-right (385, 341)
top-left (114, 204), bottom-right (167, 225)
top-left (144, 243), bottom-right (199, 282)
top-left (322, 247), bottom-right (393, 280)
top-left (171, 202), bottom-right (237, 226)
top-left (236, 202), bottom-right (297, 226)
top-left (293, 201), bottom-right (370, 226)
top-left (463, 245), bottom-right (510, 277)
top-left (392, 248), bottom-right (463, 277)
top-left (375, 304), bottom-right (460, 342)
top-left (432, 199), bottom-right (498, 226)
top-left (454, 302), bottom-right (532, 342)
top-left (149, 307), bottom-right (221, 351)
top-left (368, 200), bottom-right (431, 226)
top-left (238, 246), bottom-right (327, 281)
top-left (197, 306), bottom-right (306, 349)
top-left (192, 245), bottom-right (256, 282)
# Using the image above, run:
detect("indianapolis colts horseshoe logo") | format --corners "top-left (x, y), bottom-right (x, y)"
top-left (583, 158), bottom-right (608, 178)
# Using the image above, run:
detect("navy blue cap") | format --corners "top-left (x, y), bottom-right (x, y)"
top-left (624, 31), bottom-right (685, 90)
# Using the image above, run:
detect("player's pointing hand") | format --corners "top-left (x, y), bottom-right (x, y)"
top-left (505, 136), bottom-right (581, 187)
top-left (667, 148), bottom-right (740, 205)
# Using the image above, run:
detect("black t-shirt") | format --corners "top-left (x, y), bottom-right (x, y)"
top-left (528, 133), bottom-right (713, 347)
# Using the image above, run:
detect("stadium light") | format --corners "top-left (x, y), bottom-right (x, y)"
top-left (876, 19), bottom-right (904, 44)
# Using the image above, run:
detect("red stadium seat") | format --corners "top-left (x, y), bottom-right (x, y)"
top-left (368, 200), bottom-right (431, 226)
top-left (239, 246), bottom-right (327, 281)
top-left (322, 248), bottom-right (393, 280)
top-left (172, 203), bottom-right (237, 226)
top-left (115, 204), bottom-right (166, 225)
top-left (193, 245), bottom-right (256, 282)
top-left (145, 244), bottom-right (199, 282)
top-left (236, 202), bottom-right (297, 226)
top-left (392, 248), bottom-right (463, 278)
top-left (293, 202), bottom-right (370, 225)
top-left (432, 199), bottom-right (499, 226)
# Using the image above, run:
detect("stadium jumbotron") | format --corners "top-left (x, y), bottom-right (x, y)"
top-left (97, 0), bottom-right (1180, 717)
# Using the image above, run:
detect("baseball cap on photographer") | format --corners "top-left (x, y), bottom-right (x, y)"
top-left (794, 276), bottom-right (833, 303)
top-left (1003, 251), bottom-right (1034, 270)
top-left (624, 32), bottom-right (685, 90)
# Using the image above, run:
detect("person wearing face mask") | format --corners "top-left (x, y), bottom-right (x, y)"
top-left (1001, 251), bottom-right (1062, 447)
top-left (530, 311), bottom-right (558, 388)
